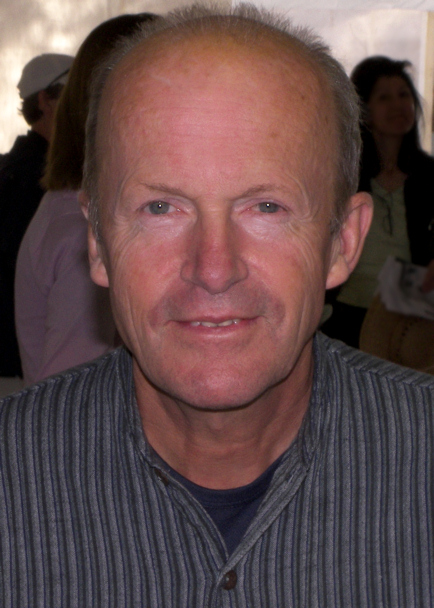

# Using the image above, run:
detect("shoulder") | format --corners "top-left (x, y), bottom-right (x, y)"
top-left (414, 149), bottom-right (434, 165)
top-left (314, 332), bottom-right (434, 500)
top-left (21, 189), bottom-right (83, 247)
top-left (44, 190), bottom-right (88, 256)
top-left (34, 189), bottom-right (82, 224)
top-left (0, 347), bottom-right (132, 423)
top-left (408, 149), bottom-right (434, 178)
top-left (2, 131), bottom-right (47, 167)
top-left (317, 331), bottom-right (434, 412)
top-left (316, 332), bottom-right (434, 453)
top-left (0, 133), bottom-right (47, 206)
top-left (319, 331), bottom-right (434, 385)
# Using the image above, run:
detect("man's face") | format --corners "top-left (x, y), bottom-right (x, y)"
top-left (89, 35), bottom-right (344, 409)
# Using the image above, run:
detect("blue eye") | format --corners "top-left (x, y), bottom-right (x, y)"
top-left (258, 202), bottom-right (280, 213)
top-left (148, 201), bottom-right (171, 214)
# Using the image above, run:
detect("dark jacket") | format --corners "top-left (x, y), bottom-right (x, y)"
top-left (359, 148), bottom-right (434, 266)
top-left (0, 130), bottom-right (48, 376)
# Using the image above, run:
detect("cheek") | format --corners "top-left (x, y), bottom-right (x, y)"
top-left (104, 233), bottom-right (179, 329)
top-left (103, 217), bottom-right (332, 347)
top-left (368, 105), bottom-right (382, 127)
top-left (265, 224), bottom-right (331, 283)
top-left (249, 227), bottom-right (331, 321)
top-left (406, 101), bottom-right (415, 120)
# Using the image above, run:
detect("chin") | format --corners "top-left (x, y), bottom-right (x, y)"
top-left (156, 364), bottom-right (289, 412)
top-left (160, 379), bottom-right (257, 411)
top-left (177, 388), bottom-right (260, 411)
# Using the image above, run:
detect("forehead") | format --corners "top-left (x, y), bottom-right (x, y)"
top-left (371, 75), bottom-right (411, 94)
top-left (96, 31), bottom-right (337, 201)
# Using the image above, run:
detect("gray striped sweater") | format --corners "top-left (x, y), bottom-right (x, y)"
top-left (0, 333), bottom-right (433, 607)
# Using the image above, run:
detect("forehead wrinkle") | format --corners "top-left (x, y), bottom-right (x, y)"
top-left (112, 28), bottom-right (327, 105)
top-left (109, 71), bottom-right (325, 148)
top-left (99, 21), bottom-right (338, 137)
top-left (102, 28), bottom-right (334, 144)
top-left (131, 181), bottom-right (306, 202)
top-left (97, 30), bottom-right (338, 215)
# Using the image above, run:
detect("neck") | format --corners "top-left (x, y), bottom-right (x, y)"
top-left (31, 116), bottom-right (52, 142)
top-left (372, 131), bottom-right (403, 171)
top-left (134, 342), bottom-right (314, 490)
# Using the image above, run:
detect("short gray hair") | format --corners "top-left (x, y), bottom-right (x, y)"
top-left (83, 2), bottom-right (361, 239)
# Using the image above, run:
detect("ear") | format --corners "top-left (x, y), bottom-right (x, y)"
top-left (79, 190), bottom-right (110, 288)
top-left (37, 89), bottom-right (57, 114)
top-left (37, 89), bottom-right (49, 111)
top-left (326, 191), bottom-right (373, 290)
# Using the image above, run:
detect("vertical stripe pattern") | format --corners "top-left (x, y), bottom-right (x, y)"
top-left (0, 333), bottom-right (433, 606)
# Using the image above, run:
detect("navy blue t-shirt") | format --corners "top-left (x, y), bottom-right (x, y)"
top-left (169, 457), bottom-right (282, 555)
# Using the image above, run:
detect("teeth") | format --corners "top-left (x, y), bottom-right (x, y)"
top-left (216, 319), bottom-right (238, 327)
top-left (190, 319), bottom-right (240, 328)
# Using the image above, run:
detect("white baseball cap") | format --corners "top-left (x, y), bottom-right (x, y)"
top-left (17, 53), bottom-right (74, 99)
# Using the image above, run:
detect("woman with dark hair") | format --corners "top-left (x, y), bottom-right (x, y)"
top-left (322, 55), bottom-right (434, 348)
top-left (15, 13), bottom-right (157, 385)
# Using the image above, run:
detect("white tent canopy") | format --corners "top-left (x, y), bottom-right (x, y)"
top-left (1, 0), bottom-right (433, 151)
top-left (261, 0), bottom-right (434, 7)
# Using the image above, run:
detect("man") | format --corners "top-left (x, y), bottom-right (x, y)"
top-left (0, 6), bottom-right (433, 606)
top-left (0, 53), bottom-right (73, 377)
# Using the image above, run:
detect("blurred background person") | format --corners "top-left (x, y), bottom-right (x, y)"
top-left (322, 55), bottom-right (434, 347)
top-left (15, 13), bottom-right (157, 386)
top-left (0, 53), bottom-right (73, 378)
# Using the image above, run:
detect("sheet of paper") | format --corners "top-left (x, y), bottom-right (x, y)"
top-left (378, 256), bottom-right (434, 320)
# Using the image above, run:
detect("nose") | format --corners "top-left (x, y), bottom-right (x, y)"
top-left (181, 215), bottom-right (248, 294)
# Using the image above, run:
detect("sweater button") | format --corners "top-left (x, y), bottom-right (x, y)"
top-left (154, 468), bottom-right (169, 486)
top-left (222, 570), bottom-right (237, 590)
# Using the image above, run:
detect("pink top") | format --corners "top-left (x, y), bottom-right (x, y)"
top-left (15, 189), bottom-right (116, 385)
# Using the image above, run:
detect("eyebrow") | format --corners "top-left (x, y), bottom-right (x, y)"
top-left (141, 182), bottom-right (282, 200)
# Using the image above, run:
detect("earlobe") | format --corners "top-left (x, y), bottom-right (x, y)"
top-left (87, 225), bottom-right (110, 287)
top-left (326, 191), bottom-right (373, 290)
top-left (79, 190), bottom-right (110, 288)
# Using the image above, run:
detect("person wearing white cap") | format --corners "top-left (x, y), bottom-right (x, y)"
top-left (0, 53), bottom-right (73, 378)
top-left (17, 53), bottom-right (73, 141)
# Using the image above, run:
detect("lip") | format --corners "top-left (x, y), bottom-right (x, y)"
top-left (388, 113), bottom-right (411, 123)
top-left (189, 318), bottom-right (241, 328)
top-left (174, 316), bottom-right (258, 330)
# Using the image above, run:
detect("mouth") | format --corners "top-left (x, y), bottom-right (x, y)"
top-left (390, 114), bottom-right (410, 123)
top-left (188, 318), bottom-right (241, 328)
